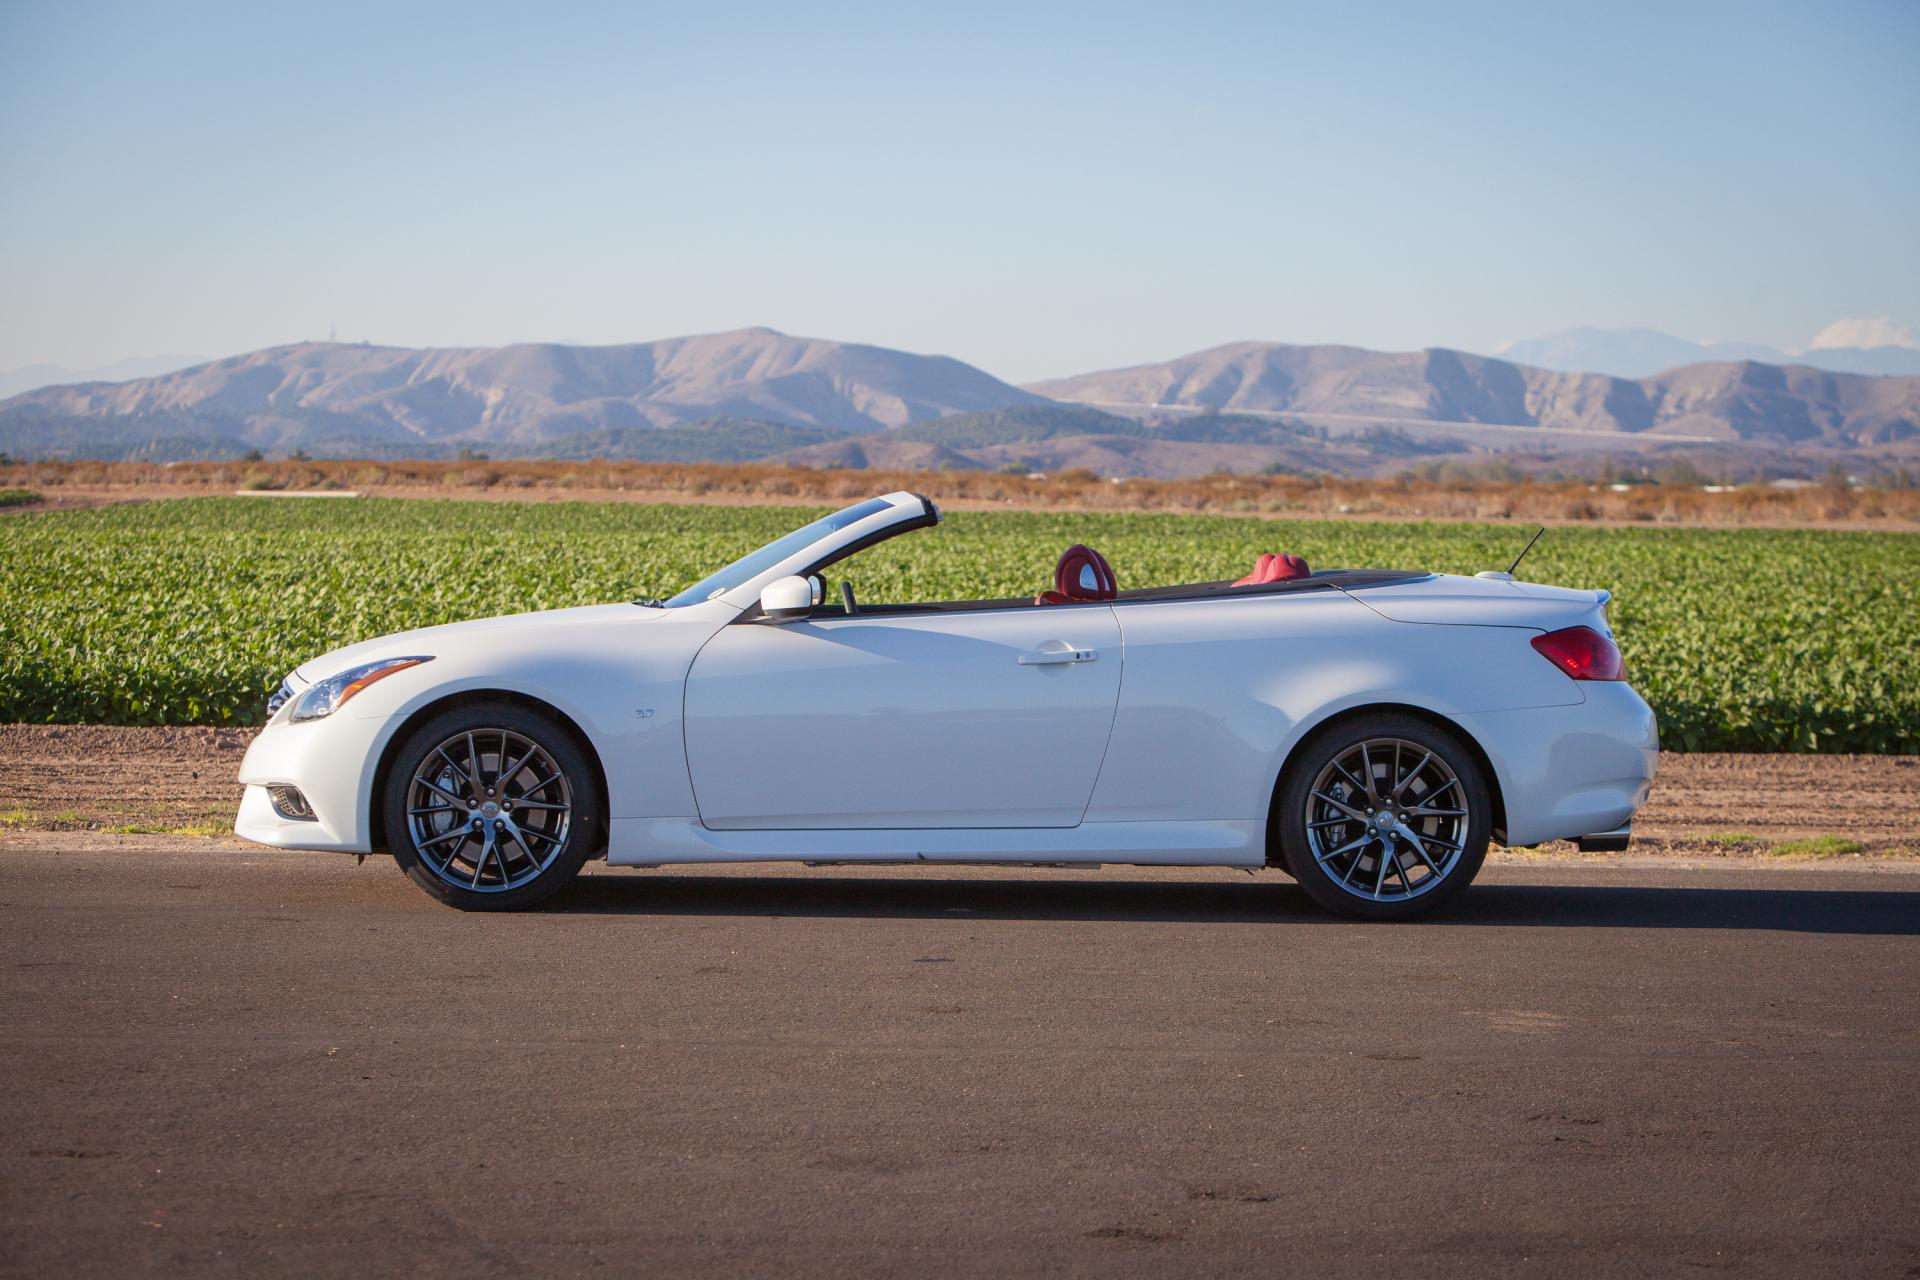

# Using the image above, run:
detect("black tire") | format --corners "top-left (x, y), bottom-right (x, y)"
top-left (1274, 712), bottom-right (1491, 921)
top-left (384, 701), bottom-right (603, 911)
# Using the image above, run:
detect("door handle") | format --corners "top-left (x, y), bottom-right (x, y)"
top-left (1018, 648), bottom-right (1097, 666)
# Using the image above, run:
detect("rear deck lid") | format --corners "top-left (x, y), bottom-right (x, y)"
top-left (1340, 572), bottom-right (1611, 630)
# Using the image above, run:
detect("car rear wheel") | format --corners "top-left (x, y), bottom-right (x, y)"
top-left (384, 702), bottom-right (602, 911)
top-left (1275, 713), bottom-right (1491, 921)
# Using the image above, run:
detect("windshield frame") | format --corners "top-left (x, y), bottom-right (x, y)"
top-left (660, 495), bottom-right (933, 608)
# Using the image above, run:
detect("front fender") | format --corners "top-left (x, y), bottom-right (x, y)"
top-left (354, 647), bottom-right (711, 823)
top-left (269, 605), bottom-right (732, 839)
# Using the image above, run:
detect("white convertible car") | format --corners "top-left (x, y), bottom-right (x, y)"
top-left (236, 492), bottom-right (1657, 919)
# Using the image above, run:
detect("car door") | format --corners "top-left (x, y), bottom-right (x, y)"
top-left (682, 605), bottom-right (1123, 829)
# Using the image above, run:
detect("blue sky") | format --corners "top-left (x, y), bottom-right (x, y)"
top-left (1, 0), bottom-right (1915, 381)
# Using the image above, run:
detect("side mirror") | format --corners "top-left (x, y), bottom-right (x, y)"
top-left (760, 575), bottom-right (815, 623)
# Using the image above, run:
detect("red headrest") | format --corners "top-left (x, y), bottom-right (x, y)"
top-left (1232, 552), bottom-right (1311, 587)
top-left (1037, 544), bottom-right (1116, 604)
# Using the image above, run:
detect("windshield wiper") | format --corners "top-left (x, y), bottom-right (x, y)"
top-left (632, 594), bottom-right (666, 608)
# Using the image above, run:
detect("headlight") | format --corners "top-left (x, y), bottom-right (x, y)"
top-left (290, 656), bottom-right (433, 723)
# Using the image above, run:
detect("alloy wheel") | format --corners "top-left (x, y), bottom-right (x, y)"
top-left (1303, 736), bottom-right (1470, 902)
top-left (404, 728), bottom-right (574, 893)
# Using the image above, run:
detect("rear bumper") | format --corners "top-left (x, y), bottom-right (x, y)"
top-left (1575, 825), bottom-right (1633, 853)
top-left (1460, 682), bottom-right (1659, 847)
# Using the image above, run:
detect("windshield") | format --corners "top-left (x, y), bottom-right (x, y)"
top-left (660, 498), bottom-right (894, 607)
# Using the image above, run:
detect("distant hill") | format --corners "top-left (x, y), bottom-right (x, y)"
top-left (0, 353), bottom-right (209, 400)
top-left (771, 404), bottom-right (1454, 479)
top-left (890, 404), bottom-right (1148, 447)
top-left (1495, 327), bottom-right (1920, 379)
top-left (775, 436), bottom-right (985, 473)
top-left (777, 406), bottom-right (1148, 474)
top-left (1027, 343), bottom-right (1920, 448)
top-left (0, 328), bottom-right (1046, 459)
top-left (5, 330), bottom-right (1917, 469)
top-left (0, 412), bottom-right (843, 465)
top-left (496, 418), bottom-right (842, 463)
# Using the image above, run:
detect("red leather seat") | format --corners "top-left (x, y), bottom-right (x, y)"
top-left (1036, 544), bottom-right (1117, 605)
top-left (1232, 552), bottom-right (1311, 586)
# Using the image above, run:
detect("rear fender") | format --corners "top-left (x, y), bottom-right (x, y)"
top-left (1260, 695), bottom-right (1514, 848)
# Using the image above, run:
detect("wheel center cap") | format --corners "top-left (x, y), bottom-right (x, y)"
top-left (480, 801), bottom-right (500, 819)
top-left (1375, 812), bottom-right (1394, 830)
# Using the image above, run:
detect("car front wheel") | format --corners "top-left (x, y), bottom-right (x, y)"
top-left (384, 702), bottom-right (602, 911)
top-left (1275, 713), bottom-right (1492, 920)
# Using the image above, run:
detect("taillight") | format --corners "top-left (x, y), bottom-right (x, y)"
top-left (1530, 626), bottom-right (1624, 681)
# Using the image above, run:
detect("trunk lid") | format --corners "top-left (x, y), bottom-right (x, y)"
top-left (1339, 572), bottom-right (1614, 632)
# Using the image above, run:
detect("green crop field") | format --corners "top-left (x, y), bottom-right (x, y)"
top-left (2, 497), bottom-right (1915, 751)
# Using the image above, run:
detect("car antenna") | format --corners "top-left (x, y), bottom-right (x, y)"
top-left (1505, 526), bottom-right (1546, 576)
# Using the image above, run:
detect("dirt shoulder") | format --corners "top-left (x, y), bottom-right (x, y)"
top-left (2, 724), bottom-right (1913, 862)
top-left (0, 724), bottom-right (251, 835)
top-left (7, 458), bottom-right (1919, 529)
top-left (16, 481), bottom-right (1917, 532)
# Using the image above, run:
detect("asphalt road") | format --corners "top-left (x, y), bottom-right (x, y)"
top-left (3, 838), bottom-right (1918, 1278)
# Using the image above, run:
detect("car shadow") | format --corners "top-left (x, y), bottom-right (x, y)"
top-left (556, 872), bottom-right (1920, 936)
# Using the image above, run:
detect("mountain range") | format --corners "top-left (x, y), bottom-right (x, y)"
top-left (1494, 326), bottom-right (1920, 379)
top-left (2, 328), bottom-right (1916, 476)
top-left (1026, 342), bottom-right (1920, 444)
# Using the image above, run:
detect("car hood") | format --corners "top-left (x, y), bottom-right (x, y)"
top-left (291, 602), bottom-right (663, 684)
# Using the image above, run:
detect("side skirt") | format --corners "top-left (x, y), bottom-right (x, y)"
top-left (606, 818), bottom-right (1265, 869)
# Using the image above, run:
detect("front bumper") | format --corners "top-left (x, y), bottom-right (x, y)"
top-left (234, 710), bottom-right (398, 852)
